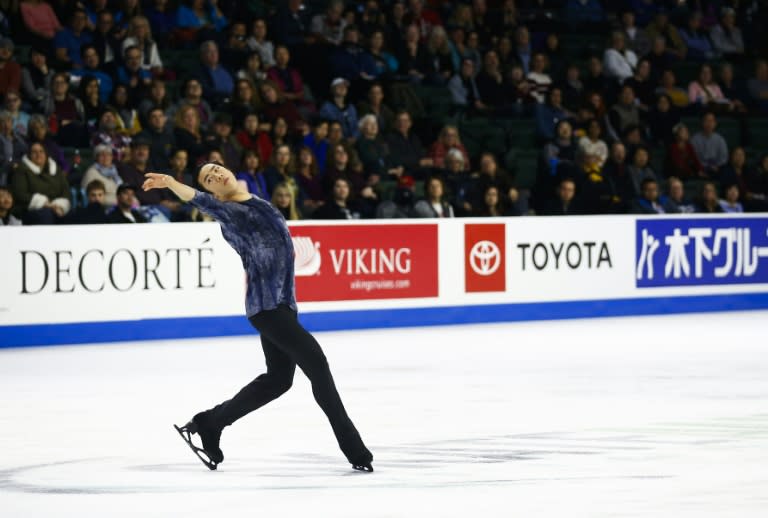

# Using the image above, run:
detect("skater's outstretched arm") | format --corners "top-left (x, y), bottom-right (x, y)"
top-left (143, 173), bottom-right (197, 202)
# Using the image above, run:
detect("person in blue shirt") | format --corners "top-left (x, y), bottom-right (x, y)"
top-left (70, 45), bottom-right (114, 103)
top-left (319, 77), bottom-right (360, 141)
top-left (53, 9), bottom-right (93, 68)
top-left (142, 164), bottom-right (374, 474)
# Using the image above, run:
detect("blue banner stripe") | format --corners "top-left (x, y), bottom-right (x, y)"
top-left (2, 293), bottom-right (768, 348)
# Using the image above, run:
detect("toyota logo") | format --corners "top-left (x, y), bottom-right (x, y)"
top-left (469, 240), bottom-right (501, 276)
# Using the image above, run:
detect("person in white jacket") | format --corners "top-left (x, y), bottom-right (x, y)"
top-left (603, 31), bottom-right (637, 84)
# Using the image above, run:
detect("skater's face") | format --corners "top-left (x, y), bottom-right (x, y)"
top-left (198, 163), bottom-right (239, 198)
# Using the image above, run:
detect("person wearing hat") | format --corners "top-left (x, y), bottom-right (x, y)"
top-left (107, 184), bottom-right (147, 223)
top-left (318, 77), bottom-right (359, 141)
top-left (0, 38), bottom-right (21, 99)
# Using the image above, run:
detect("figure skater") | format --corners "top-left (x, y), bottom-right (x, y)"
top-left (142, 164), bottom-right (373, 472)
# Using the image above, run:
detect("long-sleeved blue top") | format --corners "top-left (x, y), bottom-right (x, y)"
top-left (189, 191), bottom-right (297, 317)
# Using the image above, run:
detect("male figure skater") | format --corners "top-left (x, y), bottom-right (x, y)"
top-left (142, 164), bottom-right (374, 472)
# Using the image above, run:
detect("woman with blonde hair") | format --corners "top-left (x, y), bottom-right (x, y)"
top-left (173, 104), bottom-right (207, 164)
top-left (425, 25), bottom-right (454, 85)
top-left (122, 15), bottom-right (164, 75)
top-left (271, 181), bottom-right (300, 220)
top-left (428, 124), bottom-right (470, 170)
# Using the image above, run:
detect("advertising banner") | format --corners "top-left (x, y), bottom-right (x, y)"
top-left (464, 223), bottom-right (506, 293)
top-left (636, 217), bottom-right (768, 288)
top-left (291, 224), bottom-right (439, 302)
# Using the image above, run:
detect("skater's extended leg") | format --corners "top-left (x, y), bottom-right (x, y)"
top-left (250, 305), bottom-right (373, 467)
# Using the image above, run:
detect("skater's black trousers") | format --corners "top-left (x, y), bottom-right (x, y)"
top-left (205, 304), bottom-right (372, 465)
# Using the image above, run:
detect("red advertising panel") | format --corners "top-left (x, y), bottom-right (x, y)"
top-left (465, 223), bottom-right (506, 292)
top-left (290, 224), bottom-right (439, 302)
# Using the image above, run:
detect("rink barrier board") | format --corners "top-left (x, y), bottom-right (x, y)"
top-left (2, 292), bottom-right (768, 348)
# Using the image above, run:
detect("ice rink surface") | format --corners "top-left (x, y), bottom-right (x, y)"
top-left (1, 311), bottom-right (768, 517)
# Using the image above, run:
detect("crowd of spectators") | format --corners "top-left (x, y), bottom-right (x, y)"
top-left (2, 0), bottom-right (768, 225)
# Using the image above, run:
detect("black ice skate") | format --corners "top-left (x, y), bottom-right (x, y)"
top-left (352, 462), bottom-right (374, 473)
top-left (173, 416), bottom-right (224, 471)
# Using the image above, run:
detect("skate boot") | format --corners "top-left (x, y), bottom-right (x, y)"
top-left (352, 462), bottom-right (374, 472)
top-left (173, 412), bottom-right (224, 470)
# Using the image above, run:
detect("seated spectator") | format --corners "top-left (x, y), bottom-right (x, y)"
top-left (4, 92), bottom-right (30, 139)
top-left (78, 75), bottom-right (104, 131)
top-left (366, 29), bottom-right (399, 81)
top-left (90, 9), bottom-right (120, 71)
top-left (42, 72), bottom-right (87, 147)
top-left (535, 120), bottom-right (578, 213)
top-left (236, 113), bottom-right (272, 168)
top-left (541, 33), bottom-right (566, 81)
top-left (204, 112), bottom-right (241, 171)
top-left (260, 81), bottom-right (305, 136)
top-left (474, 185), bottom-right (514, 217)
top-left (310, 0), bottom-right (347, 46)
top-left (647, 94), bottom-right (679, 146)
top-left (120, 137), bottom-right (182, 221)
top-left (221, 21), bottom-right (249, 73)
top-left (688, 64), bottom-right (736, 113)
top-left (645, 10), bottom-right (686, 60)
top-left (690, 112), bottom-right (728, 178)
top-left (666, 123), bottom-right (704, 181)
top-left (385, 110), bottom-right (433, 177)
top-left (0, 185), bottom-right (22, 225)
top-left (609, 85), bottom-right (641, 138)
top-left (441, 148), bottom-right (473, 215)
top-left (621, 123), bottom-right (648, 161)
top-left (719, 146), bottom-right (749, 198)
top-left (718, 62), bottom-right (748, 112)
top-left (396, 23), bottom-right (430, 84)
top-left (679, 11), bottom-right (715, 61)
top-left (196, 40), bottom-right (234, 108)
top-left (26, 114), bottom-right (68, 176)
top-left (646, 36), bottom-right (675, 84)
top-left (270, 117), bottom-right (293, 148)
top-left (356, 114), bottom-right (400, 179)
top-left (422, 25), bottom-right (454, 86)
top-left (246, 18), bottom-right (275, 69)
top-left (578, 119), bottom-right (608, 168)
top-left (329, 24), bottom-right (377, 95)
top-left (504, 64), bottom-right (536, 114)
top-left (122, 15), bottom-right (163, 76)
top-left (357, 82), bottom-right (395, 136)
top-left (0, 39), bottom-right (21, 100)
top-left (312, 177), bottom-right (361, 220)
top-left (20, 0), bottom-right (62, 44)
top-left (428, 125), bottom-right (470, 171)
top-left (268, 45), bottom-right (310, 108)
top-left (578, 151), bottom-right (623, 215)
top-left (603, 31), bottom-right (637, 84)
top-left (617, 9), bottom-right (651, 57)
top-left (565, 0), bottom-right (604, 25)
top-left (710, 7), bottom-right (744, 60)
top-left (71, 44), bottom-right (114, 103)
top-left (561, 64), bottom-right (584, 112)
top-left (53, 9), bottom-right (93, 69)
top-left (71, 179), bottom-right (109, 224)
top-left (472, 152), bottom-right (515, 209)
top-left (584, 55), bottom-right (614, 98)
top-left (303, 117), bottom-right (330, 173)
top-left (227, 79), bottom-right (261, 129)
top-left (627, 146), bottom-right (659, 198)
top-left (137, 107), bottom-right (175, 170)
top-left (602, 141), bottom-right (632, 206)
top-left (667, 176), bottom-right (696, 213)
top-left (696, 181), bottom-right (724, 213)
top-left (173, 103), bottom-right (208, 165)
top-left (264, 144), bottom-right (298, 198)
top-left (135, 80), bottom-right (168, 127)
top-left (20, 47), bottom-right (54, 112)
top-left (624, 58), bottom-right (654, 109)
top-left (91, 108), bottom-right (132, 162)
top-left (747, 59), bottom-right (768, 115)
top-left (719, 183), bottom-right (744, 213)
top-left (111, 84), bottom-right (142, 136)
top-left (295, 145), bottom-right (324, 214)
top-left (175, 0), bottom-right (227, 40)
top-left (167, 149), bottom-right (193, 187)
top-left (476, 50), bottom-right (506, 109)
top-left (169, 78), bottom-right (213, 132)
top-left (11, 142), bottom-right (71, 224)
top-left (526, 52), bottom-right (552, 104)
top-left (80, 144), bottom-right (123, 207)
top-left (0, 111), bottom-right (27, 184)
top-left (536, 87), bottom-right (571, 143)
top-left (107, 183), bottom-right (147, 223)
top-left (630, 177), bottom-right (677, 214)
top-left (655, 69), bottom-right (689, 109)
top-left (271, 182), bottom-right (300, 220)
top-left (745, 153), bottom-right (768, 211)
top-left (117, 46), bottom-right (152, 106)
top-left (319, 78), bottom-right (359, 141)
top-left (271, 0), bottom-right (311, 49)
top-left (323, 143), bottom-right (376, 214)
top-left (543, 178), bottom-right (580, 216)
top-left (412, 176), bottom-right (455, 217)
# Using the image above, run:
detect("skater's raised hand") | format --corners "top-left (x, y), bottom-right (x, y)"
top-left (143, 172), bottom-right (197, 202)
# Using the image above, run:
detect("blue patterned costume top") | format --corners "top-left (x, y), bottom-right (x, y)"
top-left (189, 191), bottom-right (297, 316)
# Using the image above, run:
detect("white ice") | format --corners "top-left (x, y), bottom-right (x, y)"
top-left (1, 311), bottom-right (768, 517)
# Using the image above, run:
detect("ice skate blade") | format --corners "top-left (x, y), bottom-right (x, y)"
top-left (173, 424), bottom-right (219, 471)
top-left (352, 463), bottom-right (374, 473)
